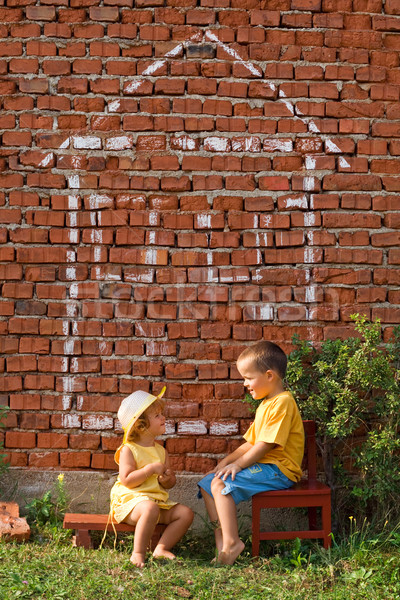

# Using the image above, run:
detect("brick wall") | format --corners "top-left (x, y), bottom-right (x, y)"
top-left (1, 0), bottom-right (400, 473)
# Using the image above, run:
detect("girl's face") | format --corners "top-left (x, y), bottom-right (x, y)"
top-left (146, 405), bottom-right (166, 437)
top-left (236, 357), bottom-right (274, 401)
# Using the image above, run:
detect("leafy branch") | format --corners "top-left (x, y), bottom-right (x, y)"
top-left (285, 315), bottom-right (400, 529)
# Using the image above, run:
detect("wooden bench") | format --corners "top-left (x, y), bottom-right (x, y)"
top-left (63, 513), bottom-right (166, 550)
top-left (252, 420), bottom-right (332, 555)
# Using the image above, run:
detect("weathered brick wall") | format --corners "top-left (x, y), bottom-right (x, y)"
top-left (1, 0), bottom-right (400, 473)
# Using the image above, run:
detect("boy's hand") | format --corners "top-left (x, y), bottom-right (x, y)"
top-left (215, 463), bottom-right (242, 481)
top-left (205, 466), bottom-right (218, 476)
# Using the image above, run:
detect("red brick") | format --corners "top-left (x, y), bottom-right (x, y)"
top-left (3, 131), bottom-right (32, 146)
top-left (29, 452), bottom-right (59, 468)
top-left (60, 452), bottom-right (91, 468)
top-left (91, 454), bottom-right (115, 470)
top-left (165, 363), bottom-right (196, 379)
top-left (37, 433), bottom-right (68, 449)
top-left (258, 176), bottom-right (290, 191)
top-left (7, 356), bottom-right (37, 372)
top-left (24, 374), bottom-right (54, 390)
top-left (4, 453), bottom-right (27, 467)
top-left (5, 432), bottom-right (36, 448)
top-left (323, 174), bottom-right (382, 191)
top-left (323, 213), bottom-right (381, 228)
top-left (168, 322), bottom-right (198, 339)
top-left (232, 323), bottom-right (263, 340)
top-left (371, 232), bottom-right (400, 247)
top-left (165, 438), bottom-right (196, 454)
top-left (384, 213), bottom-right (400, 228)
top-left (0, 41), bottom-right (22, 58)
top-left (357, 288), bottom-right (387, 303)
top-left (339, 231), bottom-right (370, 246)
top-left (372, 121), bottom-right (400, 137)
top-left (27, 40), bottom-right (57, 57)
top-left (9, 58), bottom-right (39, 74)
top-left (325, 248), bottom-right (382, 264)
top-left (0, 376), bottom-right (23, 392)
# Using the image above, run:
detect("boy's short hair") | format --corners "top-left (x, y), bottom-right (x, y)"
top-left (238, 341), bottom-right (287, 380)
top-left (127, 398), bottom-right (165, 442)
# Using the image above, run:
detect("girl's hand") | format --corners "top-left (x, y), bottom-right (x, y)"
top-left (147, 462), bottom-right (165, 477)
top-left (157, 468), bottom-right (176, 489)
top-left (214, 463), bottom-right (242, 481)
top-left (158, 468), bottom-right (173, 486)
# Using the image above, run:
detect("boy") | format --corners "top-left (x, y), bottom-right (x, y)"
top-left (198, 340), bottom-right (304, 565)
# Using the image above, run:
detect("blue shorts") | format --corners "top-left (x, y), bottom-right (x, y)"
top-left (197, 463), bottom-right (294, 505)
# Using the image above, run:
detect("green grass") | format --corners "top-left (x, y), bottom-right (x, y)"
top-left (1, 525), bottom-right (400, 600)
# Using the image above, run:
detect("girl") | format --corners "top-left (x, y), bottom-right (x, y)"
top-left (110, 388), bottom-right (193, 568)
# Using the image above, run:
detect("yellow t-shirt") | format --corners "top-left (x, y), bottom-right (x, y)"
top-left (243, 391), bottom-right (304, 482)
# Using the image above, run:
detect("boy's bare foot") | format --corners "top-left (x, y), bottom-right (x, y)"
top-left (130, 552), bottom-right (146, 568)
top-left (153, 548), bottom-right (176, 560)
top-left (217, 540), bottom-right (245, 566)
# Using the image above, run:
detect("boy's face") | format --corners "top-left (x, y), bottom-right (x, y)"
top-left (237, 357), bottom-right (276, 401)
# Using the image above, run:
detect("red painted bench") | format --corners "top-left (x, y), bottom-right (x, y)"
top-left (63, 513), bottom-right (165, 549)
top-left (252, 420), bottom-right (332, 555)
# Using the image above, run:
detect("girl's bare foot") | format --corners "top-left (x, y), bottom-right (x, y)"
top-left (217, 540), bottom-right (245, 566)
top-left (153, 547), bottom-right (176, 560)
top-left (130, 552), bottom-right (146, 568)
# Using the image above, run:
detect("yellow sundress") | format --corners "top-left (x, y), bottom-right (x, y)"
top-left (110, 441), bottom-right (177, 523)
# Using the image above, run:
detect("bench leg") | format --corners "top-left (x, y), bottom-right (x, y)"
top-left (73, 529), bottom-right (93, 549)
top-left (321, 501), bottom-right (332, 549)
top-left (251, 501), bottom-right (261, 557)
top-left (149, 531), bottom-right (160, 551)
top-left (149, 524), bottom-right (165, 551)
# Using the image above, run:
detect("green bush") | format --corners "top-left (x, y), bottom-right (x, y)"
top-left (25, 474), bottom-right (69, 528)
top-left (285, 315), bottom-right (400, 529)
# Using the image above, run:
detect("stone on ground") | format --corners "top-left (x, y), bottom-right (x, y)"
top-left (0, 501), bottom-right (31, 541)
